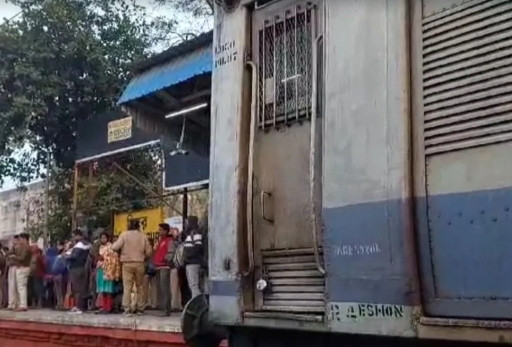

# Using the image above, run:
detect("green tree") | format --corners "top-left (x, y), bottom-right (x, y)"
top-left (0, 0), bottom-right (175, 240)
top-left (155, 0), bottom-right (214, 17)
top-left (0, 0), bottom-right (175, 184)
top-left (153, 0), bottom-right (213, 41)
top-left (75, 145), bottom-right (164, 234)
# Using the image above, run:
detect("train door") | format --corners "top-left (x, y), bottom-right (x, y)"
top-left (415, 0), bottom-right (512, 319)
top-left (249, 0), bottom-right (325, 313)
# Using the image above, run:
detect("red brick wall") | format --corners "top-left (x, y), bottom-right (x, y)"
top-left (0, 320), bottom-right (187, 347)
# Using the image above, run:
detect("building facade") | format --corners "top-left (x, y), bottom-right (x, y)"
top-left (0, 181), bottom-right (45, 242)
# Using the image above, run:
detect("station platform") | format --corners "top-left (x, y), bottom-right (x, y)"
top-left (0, 309), bottom-right (185, 347)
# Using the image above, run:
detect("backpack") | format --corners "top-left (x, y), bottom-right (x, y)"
top-left (145, 261), bottom-right (157, 276)
top-left (173, 243), bottom-right (185, 269)
top-left (52, 255), bottom-right (67, 275)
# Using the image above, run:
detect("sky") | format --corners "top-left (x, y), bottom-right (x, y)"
top-left (0, 1), bottom-right (18, 19)
top-left (0, 0), bottom-right (211, 191)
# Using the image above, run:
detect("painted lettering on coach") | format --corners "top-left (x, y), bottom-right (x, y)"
top-left (214, 40), bottom-right (238, 68)
top-left (328, 303), bottom-right (405, 323)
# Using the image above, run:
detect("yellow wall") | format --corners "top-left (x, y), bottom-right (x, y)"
top-left (113, 207), bottom-right (163, 239)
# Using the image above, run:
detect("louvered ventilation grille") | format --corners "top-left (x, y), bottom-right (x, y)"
top-left (261, 248), bottom-right (324, 313)
top-left (423, 0), bottom-right (512, 155)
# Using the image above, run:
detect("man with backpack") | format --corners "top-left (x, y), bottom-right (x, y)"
top-left (183, 216), bottom-right (204, 299)
top-left (66, 230), bottom-right (91, 314)
top-left (52, 242), bottom-right (68, 310)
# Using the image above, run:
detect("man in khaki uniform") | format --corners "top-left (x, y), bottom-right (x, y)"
top-left (8, 233), bottom-right (32, 311)
top-left (112, 220), bottom-right (152, 315)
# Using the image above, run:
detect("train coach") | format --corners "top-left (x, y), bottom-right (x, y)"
top-left (184, 0), bottom-right (512, 346)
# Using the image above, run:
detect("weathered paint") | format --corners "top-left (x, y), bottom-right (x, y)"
top-left (327, 302), bottom-right (416, 337)
top-left (322, 0), bottom-right (418, 336)
top-left (419, 143), bottom-right (512, 318)
top-left (211, 0), bottom-right (512, 344)
top-left (426, 188), bottom-right (512, 300)
top-left (422, 0), bottom-right (471, 17)
top-left (324, 200), bottom-right (415, 305)
top-left (418, 316), bottom-right (512, 344)
top-left (413, 0), bottom-right (512, 319)
top-left (211, 0), bottom-right (419, 336)
top-left (209, 1), bottom-right (250, 325)
top-left (210, 279), bottom-right (240, 297)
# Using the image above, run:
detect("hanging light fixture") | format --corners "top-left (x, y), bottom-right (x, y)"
top-left (165, 102), bottom-right (208, 119)
top-left (170, 116), bottom-right (189, 156)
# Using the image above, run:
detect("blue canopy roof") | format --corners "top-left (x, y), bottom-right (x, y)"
top-left (118, 45), bottom-right (212, 105)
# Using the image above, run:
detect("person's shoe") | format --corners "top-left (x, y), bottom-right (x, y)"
top-left (123, 309), bottom-right (132, 316)
top-left (69, 307), bottom-right (83, 314)
top-left (136, 310), bottom-right (145, 316)
top-left (15, 308), bottom-right (28, 312)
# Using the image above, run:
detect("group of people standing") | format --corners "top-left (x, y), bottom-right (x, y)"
top-left (113, 215), bottom-right (207, 315)
top-left (0, 214), bottom-right (207, 316)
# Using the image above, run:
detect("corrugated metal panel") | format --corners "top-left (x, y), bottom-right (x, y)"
top-left (420, 0), bottom-right (512, 320)
top-left (118, 45), bottom-right (212, 105)
top-left (261, 248), bottom-right (324, 313)
top-left (422, 0), bottom-right (474, 19)
top-left (423, 0), bottom-right (512, 155)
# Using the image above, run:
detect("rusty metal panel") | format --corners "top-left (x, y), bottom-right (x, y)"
top-left (422, 0), bottom-right (512, 155)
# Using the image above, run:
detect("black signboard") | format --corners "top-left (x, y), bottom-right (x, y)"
top-left (164, 137), bottom-right (210, 189)
top-left (77, 110), bottom-right (210, 189)
top-left (76, 111), bottom-right (158, 162)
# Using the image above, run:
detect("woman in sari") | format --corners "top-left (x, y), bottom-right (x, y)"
top-left (96, 232), bottom-right (118, 313)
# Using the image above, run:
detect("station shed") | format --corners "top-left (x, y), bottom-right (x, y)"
top-left (0, 32), bottom-right (214, 347)
top-left (73, 31), bottom-right (213, 229)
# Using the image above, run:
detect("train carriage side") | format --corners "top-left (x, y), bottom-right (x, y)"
top-left (414, 0), bottom-right (512, 321)
top-left (322, 0), bottom-right (419, 337)
top-left (206, 0), bottom-right (512, 345)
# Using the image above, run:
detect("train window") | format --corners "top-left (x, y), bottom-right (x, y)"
top-left (257, 5), bottom-right (313, 130)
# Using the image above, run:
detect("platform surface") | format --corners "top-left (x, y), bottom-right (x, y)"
top-left (0, 308), bottom-right (182, 333)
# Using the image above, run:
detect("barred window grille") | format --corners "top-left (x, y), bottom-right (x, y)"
top-left (257, 5), bottom-right (313, 129)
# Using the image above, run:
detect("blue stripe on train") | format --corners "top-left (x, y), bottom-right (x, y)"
top-left (324, 186), bottom-right (512, 305)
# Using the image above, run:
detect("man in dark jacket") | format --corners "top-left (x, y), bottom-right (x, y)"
top-left (183, 216), bottom-right (203, 298)
top-left (66, 230), bottom-right (91, 314)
